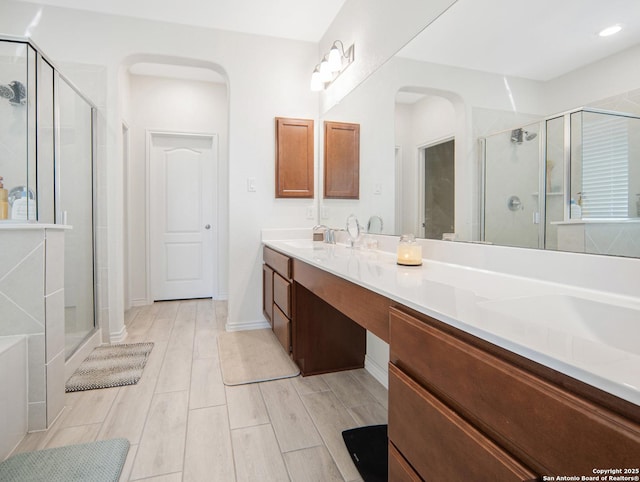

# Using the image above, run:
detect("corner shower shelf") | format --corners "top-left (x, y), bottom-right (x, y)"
top-left (532, 192), bottom-right (564, 197)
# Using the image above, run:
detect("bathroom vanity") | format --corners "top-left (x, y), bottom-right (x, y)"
top-left (262, 237), bottom-right (640, 480)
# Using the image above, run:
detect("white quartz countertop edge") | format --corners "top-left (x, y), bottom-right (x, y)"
top-left (263, 239), bottom-right (640, 406)
top-left (0, 223), bottom-right (72, 230)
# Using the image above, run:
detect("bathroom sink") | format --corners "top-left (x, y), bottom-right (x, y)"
top-left (477, 294), bottom-right (640, 356)
top-left (281, 239), bottom-right (320, 249)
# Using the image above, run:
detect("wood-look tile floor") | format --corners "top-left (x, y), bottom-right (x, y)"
top-left (11, 299), bottom-right (388, 481)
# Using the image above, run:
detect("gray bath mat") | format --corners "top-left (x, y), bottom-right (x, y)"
top-left (0, 438), bottom-right (130, 481)
top-left (65, 342), bottom-right (154, 392)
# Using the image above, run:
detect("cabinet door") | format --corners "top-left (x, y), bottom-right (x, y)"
top-left (275, 117), bottom-right (314, 198)
top-left (273, 304), bottom-right (291, 353)
top-left (262, 264), bottom-right (274, 327)
top-left (273, 272), bottom-right (291, 318)
top-left (324, 121), bottom-right (359, 199)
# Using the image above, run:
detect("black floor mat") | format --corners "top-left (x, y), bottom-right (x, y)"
top-left (342, 424), bottom-right (388, 482)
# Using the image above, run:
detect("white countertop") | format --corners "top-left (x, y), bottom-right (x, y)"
top-left (0, 222), bottom-right (72, 230)
top-left (264, 238), bottom-right (640, 406)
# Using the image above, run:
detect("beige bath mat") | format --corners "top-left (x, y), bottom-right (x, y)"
top-left (218, 329), bottom-right (299, 385)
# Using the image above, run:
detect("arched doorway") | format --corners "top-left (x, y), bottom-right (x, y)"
top-left (119, 55), bottom-right (229, 307)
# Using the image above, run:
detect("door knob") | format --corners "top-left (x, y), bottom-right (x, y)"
top-left (205, 224), bottom-right (211, 230)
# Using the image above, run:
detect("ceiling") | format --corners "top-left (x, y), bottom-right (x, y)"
top-left (14, 0), bottom-right (346, 42)
top-left (397, 0), bottom-right (640, 82)
top-left (14, 0), bottom-right (346, 83)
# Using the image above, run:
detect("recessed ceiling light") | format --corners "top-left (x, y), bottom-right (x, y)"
top-left (599, 24), bottom-right (622, 37)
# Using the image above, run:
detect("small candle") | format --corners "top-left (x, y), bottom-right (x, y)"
top-left (397, 234), bottom-right (422, 266)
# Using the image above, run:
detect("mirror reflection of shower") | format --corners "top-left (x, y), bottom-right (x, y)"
top-left (510, 127), bottom-right (537, 144)
top-left (0, 81), bottom-right (26, 105)
top-left (482, 121), bottom-right (542, 250)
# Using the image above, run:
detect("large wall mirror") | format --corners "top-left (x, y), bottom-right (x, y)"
top-left (319, 0), bottom-right (640, 258)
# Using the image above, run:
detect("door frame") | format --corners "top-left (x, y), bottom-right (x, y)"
top-left (416, 135), bottom-right (455, 238)
top-left (145, 129), bottom-right (219, 304)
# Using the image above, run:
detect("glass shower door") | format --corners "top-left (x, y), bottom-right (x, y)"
top-left (482, 122), bottom-right (542, 249)
top-left (57, 76), bottom-right (96, 358)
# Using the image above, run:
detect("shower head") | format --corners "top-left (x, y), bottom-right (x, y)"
top-left (8, 81), bottom-right (25, 105)
top-left (510, 128), bottom-right (537, 144)
top-left (0, 84), bottom-right (13, 101)
top-left (0, 81), bottom-right (25, 105)
top-left (510, 128), bottom-right (523, 144)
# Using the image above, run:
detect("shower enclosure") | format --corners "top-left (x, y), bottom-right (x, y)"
top-left (481, 108), bottom-right (640, 257)
top-left (0, 37), bottom-right (97, 358)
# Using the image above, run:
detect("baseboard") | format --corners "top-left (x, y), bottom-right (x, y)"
top-left (365, 354), bottom-right (389, 389)
top-left (130, 298), bottom-right (150, 307)
top-left (110, 325), bottom-right (128, 343)
top-left (64, 329), bottom-right (102, 380)
top-left (225, 320), bottom-right (271, 332)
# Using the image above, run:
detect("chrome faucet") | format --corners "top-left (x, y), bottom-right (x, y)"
top-left (366, 215), bottom-right (384, 234)
top-left (312, 224), bottom-right (335, 244)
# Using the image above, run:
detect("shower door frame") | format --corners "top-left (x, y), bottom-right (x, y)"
top-left (54, 75), bottom-right (98, 358)
top-left (1, 35), bottom-right (100, 359)
top-left (480, 106), bottom-right (640, 250)
top-left (479, 121), bottom-right (546, 249)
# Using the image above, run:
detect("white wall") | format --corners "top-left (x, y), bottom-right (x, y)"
top-left (126, 74), bottom-right (229, 305)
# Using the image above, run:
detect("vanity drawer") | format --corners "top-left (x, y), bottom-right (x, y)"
top-left (273, 272), bottom-right (291, 318)
top-left (263, 246), bottom-right (291, 279)
top-left (388, 442), bottom-right (422, 482)
top-left (389, 306), bottom-right (640, 476)
top-left (273, 304), bottom-right (291, 353)
top-left (388, 364), bottom-right (537, 482)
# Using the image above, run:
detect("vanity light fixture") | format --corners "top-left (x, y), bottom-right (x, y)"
top-left (310, 40), bottom-right (355, 91)
top-left (598, 24), bottom-right (622, 37)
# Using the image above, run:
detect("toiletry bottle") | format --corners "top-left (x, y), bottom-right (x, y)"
top-left (570, 199), bottom-right (582, 219)
top-left (0, 177), bottom-right (8, 220)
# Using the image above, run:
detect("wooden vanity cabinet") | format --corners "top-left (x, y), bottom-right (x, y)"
top-left (263, 246), bottom-right (292, 353)
top-left (388, 306), bottom-right (640, 480)
top-left (275, 117), bottom-right (314, 198)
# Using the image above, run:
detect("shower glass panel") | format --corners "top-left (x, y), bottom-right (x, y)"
top-left (544, 116), bottom-right (566, 251)
top-left (0, 40), bottom-right (37, 221)
top-left (37, 58), bottom-right (55, 223)
top-left (57, 77), bottom-right (95, 358)
top-left (482, 122), bottom-right (542, 249)
top-left (570, 110), bottom-right (640, 220)
top-left (1, 36), bottom-right (97, 358)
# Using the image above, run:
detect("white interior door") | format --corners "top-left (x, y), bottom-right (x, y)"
top-left (149, 132), bottom-right (216, 301)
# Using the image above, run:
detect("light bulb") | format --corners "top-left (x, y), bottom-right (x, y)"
top-left (310, 70), bottom-right (323, 91)
top-left (319, 60), bottom-right (332, 83)
top-left (328, 46), bottom-right (342, 72)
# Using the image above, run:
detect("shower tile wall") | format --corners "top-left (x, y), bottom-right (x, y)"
top-left (557, 222), bottom-right (640, 257)
top-left (0, 227), bottom-right (65, 431)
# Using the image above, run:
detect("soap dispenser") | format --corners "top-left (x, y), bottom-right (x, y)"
top-left (0, 177), bottom-right (8, 220)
